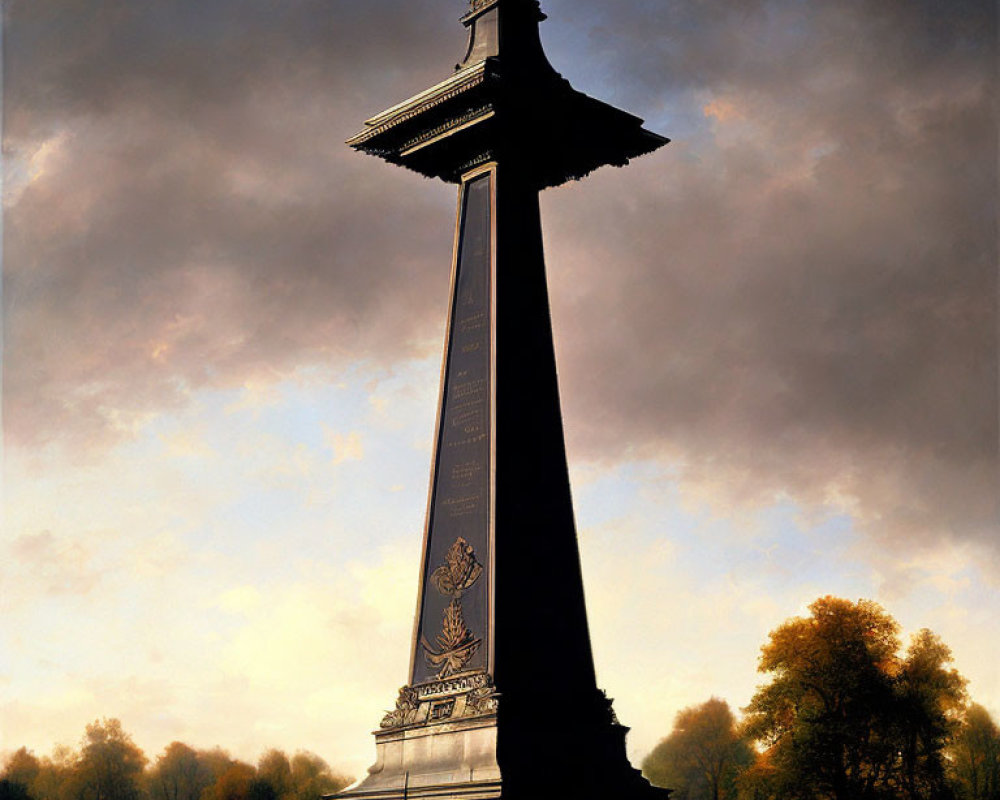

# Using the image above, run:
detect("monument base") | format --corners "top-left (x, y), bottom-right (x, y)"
top-left (337, 715), bottom-right (501, 800)
top-left (332, 681), bottom-right (672, 800)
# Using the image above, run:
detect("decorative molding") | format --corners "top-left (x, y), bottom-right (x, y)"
top-left (397, 106), bottom-right (494, 158)
top-left (416, 671), bottom-right (492, 699)
top-left (379, 673), bottom-right (499, 730)
top-left (347, 68), bottom-right (488, 148)
top-left (461, 0), bottom-right (500, 25)
top-left (454, 151), bottom-right (495, 177)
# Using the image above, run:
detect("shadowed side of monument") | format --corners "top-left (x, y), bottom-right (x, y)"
top-left (492, 167), bottom-right (661, 800)
top-left (335, 1), bottom-right (669, 798)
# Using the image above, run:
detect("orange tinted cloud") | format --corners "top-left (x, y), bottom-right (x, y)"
top-left (703, 97), bottom-right (745, 122)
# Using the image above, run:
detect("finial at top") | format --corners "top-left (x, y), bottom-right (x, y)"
top-left (457, 0), bottom-right (549, 73)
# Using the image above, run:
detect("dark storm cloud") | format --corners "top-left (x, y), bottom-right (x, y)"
top-left (540, 0), bottom-right (997, 552)
top-left (4, 2), bottom-right (996, 550)
top-left (4, 0), bottom-right (461, 451)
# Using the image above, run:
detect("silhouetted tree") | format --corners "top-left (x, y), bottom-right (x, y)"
top-left (892, 630), bottom-right (967, 800)
top-left (643, 698), bottom-right (753, 800)
top-left (195, 749), bottom-right (240, 795)
top-left (254, 753), bottom-right (290, 800)
top-left (73, 720), bottom-right (147, 800)
top-left (28, 748), bottom-right (77, 800)
top-left (2, 749), bottom-right (41, 793)
top-left (205, 764), bottom-right (254, 800)
top-left (3, 729), bottom-right (352, 800)
top-left (0, 780), bottom-right (33, 800)
top-left (950, 705), bottom-right (1000, 800)
top-left (244, 781), bottom-right (274, 800)
top-left (287, 753), bottom-right (350, 800)
top-left (147, 744), bottom-right (211, 800)
top-left (734, 749), bottom-right (781, 800)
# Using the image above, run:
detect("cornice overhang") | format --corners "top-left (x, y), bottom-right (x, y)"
top-left (347, 62), bottom-right (667, 189)
top-left (347, 1), bottom-right (668, 189)
top-left (348, 63), bottom-right (490, 149)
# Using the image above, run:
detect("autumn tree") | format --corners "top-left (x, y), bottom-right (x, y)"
top-left (734, 749), bottom-right (781, 800)
top-left (27, 748), bottom-right (77, 800)
top-left (743, 597), bottom-right (900, 799)
top-left (205, 763), bottom-right (255, 800)
top-left (2, 750), bottom-right (41, 800)
top-left (254, 752), bottom-right (291, 800)
top-left (642, 698), bottom-right (753, 800)
top-left (147, 744), bottom-right (211, 800)
top-left (743, 596), bottom-right (970, 800)
top-left (195, 750), bottom-right (241, 791)
top-left (288, 753), bottom-right (350, 800)
top-left (950, 704), bottom-right (1000, 800)
top-left (1, 746), bottom-right (77, 800)
top-left (3, 727), bottom-right (351, 800)
top-left (73, 720), bottom-right (147, 800)
top-left (892, 630), bottom-right (967, 799)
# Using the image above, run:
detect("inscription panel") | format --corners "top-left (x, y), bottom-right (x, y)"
top-left (412, 172), bottom-right (493, 685)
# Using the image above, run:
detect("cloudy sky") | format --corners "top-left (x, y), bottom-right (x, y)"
top-left (2, 0), bottom-right (997, 779)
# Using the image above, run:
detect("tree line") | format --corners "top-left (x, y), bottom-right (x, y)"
top-left (0, 720), bottom-right (352, 800)
top-left (4, 596), bottom-right (997, 800)
top-left (642, 596), bottom-right (1000, 800)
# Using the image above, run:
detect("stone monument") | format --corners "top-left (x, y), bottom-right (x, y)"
top-left (337, 1), bottom-right (669, 798)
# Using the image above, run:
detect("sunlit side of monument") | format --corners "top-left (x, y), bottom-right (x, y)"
top-left (336, 1), bottom-right (669, 798)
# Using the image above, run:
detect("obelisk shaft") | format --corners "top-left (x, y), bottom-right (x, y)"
top-left (411, 169), bottom-right (495, 687)
top-left (493, 166), bottom-right (598, 697)
top-left (410, 162), bottom-right (600, 698)
top-left (339, 1), bottom-right (669, 796)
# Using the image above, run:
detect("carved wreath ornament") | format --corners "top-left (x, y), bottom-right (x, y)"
top-left (422, 537), bottom-right (483, 679)
top-left (431, 537), bottom-right (483, 597)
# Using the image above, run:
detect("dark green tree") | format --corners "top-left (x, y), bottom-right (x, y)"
top-left (892, 630), bottom-right (967, 800)
top-left (642, 698), bottom-right (753, 800)
top-left (0, 780), bottom-right (33, 800)
top-left (950, 704), bottom-right (1000, 800)
top-left (243, 782), bottom-right (274, 800)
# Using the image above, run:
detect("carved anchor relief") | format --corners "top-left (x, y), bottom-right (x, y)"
top-left (421, 537), bottom-right (484, 679)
